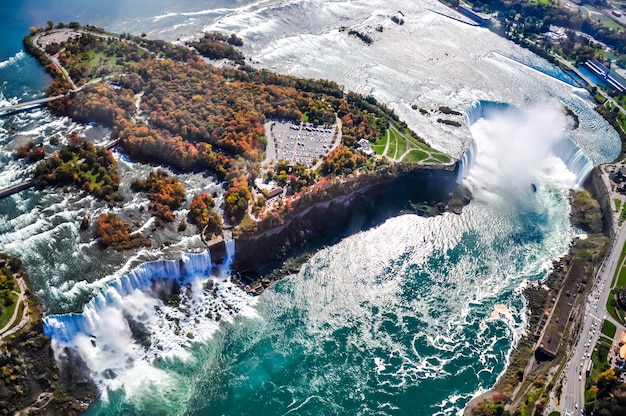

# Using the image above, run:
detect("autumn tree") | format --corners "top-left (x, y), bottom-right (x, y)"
top-left (188, 193), bottom-right (216, 228)
top-left (131, 169), bottom-right (186, 223)
top-left (224, 175), bottom-right (251, 224)
top-left (94, 213), bottom-right (149, 250)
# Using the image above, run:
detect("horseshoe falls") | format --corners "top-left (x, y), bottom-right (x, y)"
top-left (0, 0), bottom-right (621, 415)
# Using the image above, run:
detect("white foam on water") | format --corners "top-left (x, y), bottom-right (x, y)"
top-left (0, 51), bottom-right (25, 70)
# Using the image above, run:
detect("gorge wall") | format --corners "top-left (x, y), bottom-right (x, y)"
top-left (227, 164), bottom-right (460, 280)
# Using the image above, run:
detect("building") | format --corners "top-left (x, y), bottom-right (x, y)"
top-left (254, 178), bottom-right (283, 199)
top-left (457, 4), bottom-right (491, 27)
top-left (584, 59), bottom-right (626, 93)
top-left (535, 258), bottom-right (586, 359)
top-left (357, 138), bottom-right (374, 156)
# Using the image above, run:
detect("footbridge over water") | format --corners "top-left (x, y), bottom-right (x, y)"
top-left (0, 179), bottom-right (36, 200)
top-left (0, 95), bottom-right (67, 117)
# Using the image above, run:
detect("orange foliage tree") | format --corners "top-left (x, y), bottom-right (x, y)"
top-left (94, 213), bottom-right (149, 250)
top-left (131, 169), bottom-right (186, 222)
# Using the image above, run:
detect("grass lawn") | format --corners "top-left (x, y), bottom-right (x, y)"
top-left (373, 133), bottom-right (389, 156)
top-left (372, 144), bottom-right (386, 155)
top-left (387, 123), bottom-right (450, 164)
top-left (432, 153), bottom-right (452, 163)
top-left (374, 132), bottom-right (388, 147)
top-left (618, 265), bottom-right (626, 288)
top-left (611, 238), bottom-right (626, 287)
top-left (84, 170), bottom-right (105, 190)
top-left (0, 291), bottom-right (19, 330)
top-left (238, 212), bottom-right (254, 230)
top-left (616, 199), bottom-right (622, 212)
top-left (602, 319), bottom-right (617, 338)
top-left (596, 15), bottom-right (625, 31)
top-left (606, 293), bottom-right (620, 323)
top-left (599, 335), bottom-right (613, 345)
top-left (589, 344), bottom-right (608, 383)
top-left (404, 149), bottom-right (429, 163)
top-left (404, 134), bottom-right (431, 151)
top-left (396, 131), bottom-right (407, 157)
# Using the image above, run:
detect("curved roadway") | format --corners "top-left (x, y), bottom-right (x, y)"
top-left (556, 199), bottom-right (626, 415)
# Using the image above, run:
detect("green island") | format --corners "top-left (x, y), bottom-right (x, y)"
top-left (19, 21), bottom-right (457, 260)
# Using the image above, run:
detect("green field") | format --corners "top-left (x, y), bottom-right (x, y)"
top-left (0, 290), bottom-right (18, 330)
top-left (367, 124), bottom-right (451, 164)
top-left (373, 132), bottom-right (388, 155)
top-left (432, 153), bottom-right (452, 163)
top-left (602, 319), bottom-right (617, 338)
top-left (404, 149), bottom-right (429, 163)
top-left (396, 130), bottom-right (408, 157)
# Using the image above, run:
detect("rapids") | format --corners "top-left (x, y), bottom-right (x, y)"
top-left (0, 0), bottom-right (622, 414)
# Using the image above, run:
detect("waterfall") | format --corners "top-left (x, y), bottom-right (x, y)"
top-left (44, 249), bottom-right (220, 345)
top-left (224, 238), bottom-right (235, 270)
top-left (457, 140), bottom-right (477, 183)
top-left (42, 245), bottom-right (258, 398)
top-left (551, 138), bottom-right (593, 188)
top-left (460, 100), bottom-right (594, 188)
top-left (464, 100), bottom-right (510, 128)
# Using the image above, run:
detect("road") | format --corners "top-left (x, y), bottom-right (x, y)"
top-left (557, 216), bottom-right (626, 415)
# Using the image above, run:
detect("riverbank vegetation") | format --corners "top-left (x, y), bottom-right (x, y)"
top-left (33, 135), bottom-right (122, 203)
top-left (0, 254), bottom-right (21, 330)
top-left (0, 253), bottom-right (95, 415)
top-left (131, 169), bottom-right (186, 223)
top-left (25, 23), bottom-right (450, 252)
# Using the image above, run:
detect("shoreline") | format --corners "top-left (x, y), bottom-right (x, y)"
top-left (0, 254), bottom-right (96, 415)
top-left (13, 17), bottom-right (616, 414)
top-left (463, 168), bottom-right (612, 415)
top-left (220, 163), bottom-right (465, 290)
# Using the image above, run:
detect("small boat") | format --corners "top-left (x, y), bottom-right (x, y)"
top-left (530, 183), bottom-right (537, 193)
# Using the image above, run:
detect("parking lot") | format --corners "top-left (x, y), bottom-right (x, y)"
top-left (265, 120), bottom-right (338, 166)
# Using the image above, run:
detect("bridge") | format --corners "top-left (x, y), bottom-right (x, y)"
top-left (0, 95), bottom-right (66, 116)
top-left (0, 179), bottom-right (36, 200)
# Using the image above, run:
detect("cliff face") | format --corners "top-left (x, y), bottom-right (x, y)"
top-left (583, 167), bottom-right (613, 237)
top-left (232, 165), bottom-right (460, 280)
top-left (0, 293), bottom-right (96, 416)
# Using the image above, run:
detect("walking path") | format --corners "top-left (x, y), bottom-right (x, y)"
top-left (0, 276), bottom-right (30, 342)
top-left (384, 125), bottom-right (453, 165)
